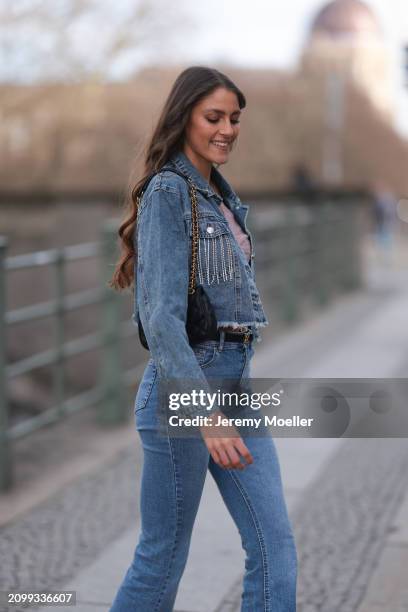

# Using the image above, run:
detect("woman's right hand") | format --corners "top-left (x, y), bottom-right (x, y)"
top-left (200, 411), bottom-right (254, 470)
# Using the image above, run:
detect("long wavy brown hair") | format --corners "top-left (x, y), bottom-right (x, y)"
top-left (109, 66), bottom-right (246, 291)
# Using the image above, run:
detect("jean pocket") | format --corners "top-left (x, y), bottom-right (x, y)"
top-left (193, 345), bottom-right (218, 368)
top-left (135, 359), bottom-right (157, 413)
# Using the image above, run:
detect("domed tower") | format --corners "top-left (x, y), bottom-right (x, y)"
top-left (301, 0), bottom-right (393, 121)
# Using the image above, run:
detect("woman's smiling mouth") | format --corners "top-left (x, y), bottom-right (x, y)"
top-left (210, 141), bottom-right (231, 150)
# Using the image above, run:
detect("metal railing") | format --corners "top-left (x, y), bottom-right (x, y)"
top-left (0, 193), bottom-right (364, 491)
top-left (0, 220), bottom-right (146, 491)
top-left (250, 195), bottom-right (363, 325)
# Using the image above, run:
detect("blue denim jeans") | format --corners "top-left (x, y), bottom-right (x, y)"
top-left (110, 337), bottom-right (297, 612)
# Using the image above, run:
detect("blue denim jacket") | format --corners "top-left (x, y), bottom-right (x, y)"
top-left (132, 150), bottom-right (268, 384)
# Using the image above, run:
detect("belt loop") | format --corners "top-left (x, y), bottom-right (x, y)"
top-left (218, 330), bottom-right (225, 352)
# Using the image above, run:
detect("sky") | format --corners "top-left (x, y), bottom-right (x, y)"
top-left (172, 0), bottom-right (408, 136)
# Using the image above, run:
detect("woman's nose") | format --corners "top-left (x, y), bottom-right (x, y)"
top-left (219, 120), bottom-right (234, 136)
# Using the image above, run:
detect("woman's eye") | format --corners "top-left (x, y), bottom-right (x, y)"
top-left (207, 117), bottom-right (240, 125)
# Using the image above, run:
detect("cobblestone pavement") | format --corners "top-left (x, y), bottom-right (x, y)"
top-left (0, 445), bottom-right (141, 612)
top-left (216, 438), bottom-right (408, 612)
top-left (3, 437), bottom-right (408, 612)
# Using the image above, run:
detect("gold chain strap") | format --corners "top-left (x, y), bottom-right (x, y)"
top-left (188, 180), bottom-right (199, 295)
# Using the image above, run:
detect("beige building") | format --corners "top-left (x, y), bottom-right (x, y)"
top-left (301, 0), bottom-right (394, 123)
top-left (0, 0), bottom-right (406, 197)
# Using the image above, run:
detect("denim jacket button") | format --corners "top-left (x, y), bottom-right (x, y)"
top-left (206, 226), bottom-right (214, 234)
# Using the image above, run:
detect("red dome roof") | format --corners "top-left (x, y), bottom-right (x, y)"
top-left (312, 0), bottom-right (381, 36)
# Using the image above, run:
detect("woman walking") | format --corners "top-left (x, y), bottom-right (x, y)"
top-left (109, 66), bottom-right (297, 612)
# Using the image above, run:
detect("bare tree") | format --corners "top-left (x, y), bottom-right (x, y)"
top-left (0, 0), bottom-right (189, 83)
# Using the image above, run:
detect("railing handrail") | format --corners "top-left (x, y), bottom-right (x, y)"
top-left (5, 287), bottom-right (105, 325)
top-left (5, 241), bottom-right (100, 270)
top-left (0, 222), bottom-right (137, 491)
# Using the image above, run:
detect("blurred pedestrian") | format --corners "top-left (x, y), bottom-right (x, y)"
top-left (371, 182), bottom-right (396, 262)
top-left (291, 162), bottom-right (317, 202)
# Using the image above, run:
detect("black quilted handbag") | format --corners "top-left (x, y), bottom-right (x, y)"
top-left (136, 168), bottom-right (218, 350)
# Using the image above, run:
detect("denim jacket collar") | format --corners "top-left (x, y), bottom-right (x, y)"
top-left (169, 150), bottom-right (240, 208)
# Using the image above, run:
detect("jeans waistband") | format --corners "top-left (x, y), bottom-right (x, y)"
top-left (191, 330), bottom-right (253, 352)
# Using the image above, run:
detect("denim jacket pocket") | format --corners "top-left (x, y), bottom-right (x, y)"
top-left (189, 219), bottom-right (235, 286)
top-left (135, 358), bottom-right (157, 413)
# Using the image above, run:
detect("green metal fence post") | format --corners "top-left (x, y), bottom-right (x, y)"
top-left (281, 207), bottom-right (299, 324)
top-left (99, 221), bottom-right (125, 425)
top-left (323, 200), bottom-right (335, 300)
top-left (342, 200), bottom-right (363, 290)
top-left (54, 250), bottom-right (66, 418)
top-left (0, 236), bottom-right (12, 491)
top-left (311, 201), bottom-right (330, 307)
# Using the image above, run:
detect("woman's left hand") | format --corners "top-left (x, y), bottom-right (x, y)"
top-left (199, 411), bottom-right (254, 470)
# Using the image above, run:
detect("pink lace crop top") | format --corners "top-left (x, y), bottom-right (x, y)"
top-left (219, 201), bottom-right (251, 262)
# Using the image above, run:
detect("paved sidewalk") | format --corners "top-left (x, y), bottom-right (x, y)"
top-left (32, 261), bottom-right (408, 612)
top-left (2, 258), bottom-right (407, 612)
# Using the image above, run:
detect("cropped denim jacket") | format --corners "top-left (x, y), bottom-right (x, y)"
top-left (132, 150), bottom-right (268, 385)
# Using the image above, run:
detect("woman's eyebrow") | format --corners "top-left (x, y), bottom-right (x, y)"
top-left (204, 108), bottom-right (241, 115)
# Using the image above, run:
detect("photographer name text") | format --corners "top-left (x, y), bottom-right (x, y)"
top-left (168, 414), bottom-right (314, 429)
